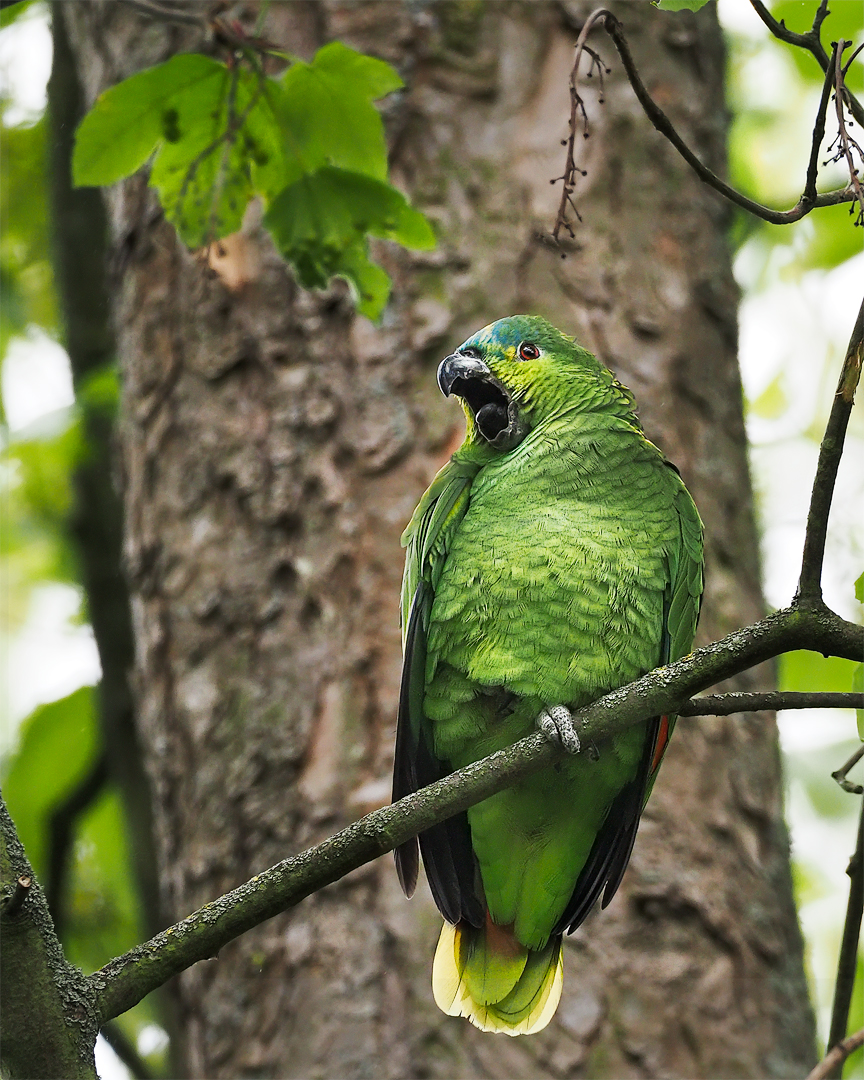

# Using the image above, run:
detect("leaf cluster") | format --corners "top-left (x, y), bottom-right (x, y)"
top-left (72, 43), bottom-right (435, 319)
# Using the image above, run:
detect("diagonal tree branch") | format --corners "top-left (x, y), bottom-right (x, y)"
top-left (825, 794), bottom-right (864, 1078)
top-left (88, 600), bottom-right (861, 1025)
top-left (555, 9), bottom-right (858, 239)
top-left (807, 1028), bottom-right (864, 1080)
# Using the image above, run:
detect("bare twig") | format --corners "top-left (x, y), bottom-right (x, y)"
top-left (803, 44), bottom-right (839, 204)
top-left (680, 691), bottom-right (863, 716)
top-left (2, 875), bottom-right (32, 918)
top-left (825, 795), bottom-right (864, 1079)
top-left (553, 9), bottom-right (858, 238)
top-left (829, 41), bottom-right (864, 228)
top-left (798, 295), bottom-right (864, 602)
top-left (552, 9), bottom-right (610, 244)
top-left (807, 1028), bottom-right (864, 1080)
top-left (89, 600), bottom-right (860, 1023)
top-left (749, 0), bottom-right (864, 129)
top-left (833, 745), bottom-right (864, 796)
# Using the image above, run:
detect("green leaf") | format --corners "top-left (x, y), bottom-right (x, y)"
top-left (63, 786), bottom-right (143, 975)
top-left (312, 40), bottom-right (403, 100)
top-left (265, 167), bottom-right (434, 317)
top-left (76, 364), bottom-right (120, 419)
top-left (1, 687), bottom-right (99, 879)
top-left (854, 571), bottom-right (864, 605)
top-left (72, 43), bottom-right (434, 308)
top-left (653, 0), bottom-right (713, 11)
top-left (0, 117), bottom-right (57, 360)
top-left (73, 54), bottom-right (229, 187)
top-left (779, 651), bottom-right (863, 742)
top-left (339, 244), bottom-right (393, 320)
top-left (273, 42), bottom-right (402, 186)
top-left (150, 67), bottom-right (286, 247)
top-left (795, 204), bottom-right (864, 273)
top-left (0, 0), bottom-right (35, 29)
top-left (853, 662), bottom-right (864, 741)
top-left (1, 416), bottom-right (85, 622)
top-left (778, 651), bottom-right (859, 694)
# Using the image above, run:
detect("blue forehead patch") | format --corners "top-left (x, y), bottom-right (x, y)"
top-left (458, 315), bottom-right (569, 355)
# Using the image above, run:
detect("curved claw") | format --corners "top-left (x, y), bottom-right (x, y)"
top-left (536, 704), bottom-right (581, 754)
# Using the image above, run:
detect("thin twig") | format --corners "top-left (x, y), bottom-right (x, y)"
top-left (554, 10), bottom-right (859, 236)
top-left (833, 745), bottom-right (864, 796)
top-left (803, 43), bottom-right (839, 204)
top-left (552, 9), bottom-right (609, 244)
top-left (679, 691), bottom-right (863, 716)
top-left (797, 295), bottom-right (864, 602)
top-left (88, 601), bottom-right (861, 1024)
top-left (600, 11), bottom-right (856, 225)
top-left (749, 0), bottom-right (864, 129)
top-left (807, 1029), bottom-right (864, 1080)
top-left (825, 796), bottom-right (864, 1079)
top-left (830, 41), bottom-right (864, 227)
top-left (2, 875), bottom-right (32, 918)
top-left (750, 0), bottom-right (830, 68)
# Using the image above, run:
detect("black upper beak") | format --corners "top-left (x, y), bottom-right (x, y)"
top-left (437, 353), bottom-right (490, 396)
top-left (435, 350), bottom-right (528, 450)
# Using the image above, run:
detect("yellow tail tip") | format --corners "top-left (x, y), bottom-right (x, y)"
top-left (432, 921), bottom-right (564, 1036)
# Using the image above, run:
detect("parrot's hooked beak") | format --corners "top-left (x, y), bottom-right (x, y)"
top-left (437, 352), bottom-right (528, 450)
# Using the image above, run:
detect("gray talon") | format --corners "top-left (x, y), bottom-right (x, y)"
top-left (536, 704), bottom-right (581, 754)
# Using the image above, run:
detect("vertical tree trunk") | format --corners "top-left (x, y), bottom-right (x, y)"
top-left (65, 2), bottom-right (816, 1076)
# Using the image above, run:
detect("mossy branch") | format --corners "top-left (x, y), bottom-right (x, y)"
top-left (89, 599), bottom-right (860, 1024)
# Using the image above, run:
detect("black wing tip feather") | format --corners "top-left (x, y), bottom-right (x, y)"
top-left (395, 840), bottom-right (419, 898)
top-left (393, 582), bottom-right (484, 927)
top-left (555, 714), bottom-right (662, 936)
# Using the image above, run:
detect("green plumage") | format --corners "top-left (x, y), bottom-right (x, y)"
top-left (393, 315), bottom-right (703, 1034)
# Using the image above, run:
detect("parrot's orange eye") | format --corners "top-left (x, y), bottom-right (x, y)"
top-left (518, 342), bottom-right (540, 361)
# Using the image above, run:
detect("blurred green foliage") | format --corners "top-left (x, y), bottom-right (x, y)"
top-left (0, 114), bottom-right (57, 379)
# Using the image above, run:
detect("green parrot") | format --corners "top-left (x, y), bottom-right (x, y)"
top-left (392, 314), bottom-right (704, 1035)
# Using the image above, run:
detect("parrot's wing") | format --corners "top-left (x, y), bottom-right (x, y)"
top-left (554, 469), bottom-right (704, 936)
top-left (393, 456), bottom-right (486, 927)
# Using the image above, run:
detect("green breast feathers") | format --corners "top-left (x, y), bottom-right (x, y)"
top-left (392, 314), bottom-right (703, 1035)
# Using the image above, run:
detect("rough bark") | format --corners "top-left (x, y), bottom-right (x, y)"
top-left (0, 797), bottom-right (98, 1080)
top-left (64, 2), bottom-right (817, 1077)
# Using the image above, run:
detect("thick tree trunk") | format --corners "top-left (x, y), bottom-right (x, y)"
top-left (65, 2), bottom-right (816, 1076)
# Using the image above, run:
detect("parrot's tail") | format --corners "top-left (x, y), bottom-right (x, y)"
top-left (431, 914), bottom-right (563, 1036)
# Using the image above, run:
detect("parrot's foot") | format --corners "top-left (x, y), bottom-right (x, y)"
top-left (536, 705), bottom-right (581, 754)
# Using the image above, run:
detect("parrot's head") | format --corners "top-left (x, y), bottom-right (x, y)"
top-left (437, 314), bottom-right (616, 451)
